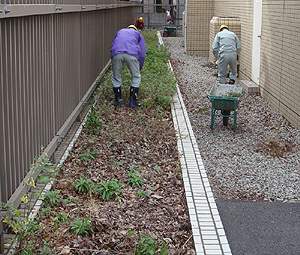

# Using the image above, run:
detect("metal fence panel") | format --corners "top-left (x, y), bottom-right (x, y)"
top-left (0, 3), bottom-right (134, 205)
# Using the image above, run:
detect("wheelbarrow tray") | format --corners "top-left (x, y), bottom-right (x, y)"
top-left (206, 84), bottom-right (243, 131)
top-left (165, 26), bottom-right (177, 33)
top-left (207, 84), bottom-right (243, 111)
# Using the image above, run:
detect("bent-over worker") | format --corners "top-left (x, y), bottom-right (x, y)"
top-left (111, 25), bottom-right (147, 108)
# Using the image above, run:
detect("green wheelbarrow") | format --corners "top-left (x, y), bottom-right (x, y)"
top-left (163, 26), bottom-right (177, 37)
top-left (206, 84), bottom-right (243, 132)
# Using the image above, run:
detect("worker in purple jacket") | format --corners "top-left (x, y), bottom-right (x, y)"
top-left (111, 25), bottom-right (147, 108)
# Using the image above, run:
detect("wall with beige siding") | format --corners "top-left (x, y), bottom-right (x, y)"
top-left (260, 0), bottom-right (300, 128)
top-left (185, 0), bottom-right (213, 56)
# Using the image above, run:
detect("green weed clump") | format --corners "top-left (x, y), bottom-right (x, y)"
top-left (70, 217), bottom-right (93, 237)
top-left (134, 235), bottom-right (170, 255)
top-left (85, 106), bottom-right (102, 135)
top-left (94, 179), bottom-right (123, 201)
top-left (79, 148), bottom-right (99, 162)
top-left (127, 172), bottom-right (143, 188)
top-left (75, 177), bottom-right (93, 194)
top-left (43, 190), bottom-right (62, 207)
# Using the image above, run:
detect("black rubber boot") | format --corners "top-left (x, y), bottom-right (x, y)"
top-left (113, 87), bottom-right (121, 107)
top-left (129, 87), bottom-right (141, 108)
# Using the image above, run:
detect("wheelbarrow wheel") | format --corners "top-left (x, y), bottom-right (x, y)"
top-left (222, 111), bottom-right (230, 126)
top-left (163, 31), bottom-right (169, 37)
top-left (223, 116), bottom-right (229, 126)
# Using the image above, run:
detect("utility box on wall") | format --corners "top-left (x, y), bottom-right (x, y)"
top-left (209, 17), bottom-right (241, 64)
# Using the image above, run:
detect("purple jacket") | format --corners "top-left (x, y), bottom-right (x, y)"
top-left (111, 28), bottom-right (147, 70)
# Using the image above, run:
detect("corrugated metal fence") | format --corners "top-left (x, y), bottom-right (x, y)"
top-left (0, 0), bottom-right (135, 208)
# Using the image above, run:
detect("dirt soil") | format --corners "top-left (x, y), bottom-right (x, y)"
top-left (37, 105), bottom-right (195, 254)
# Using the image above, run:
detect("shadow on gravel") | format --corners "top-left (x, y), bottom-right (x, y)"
top-left (216, 199), bottom-right (300, 255)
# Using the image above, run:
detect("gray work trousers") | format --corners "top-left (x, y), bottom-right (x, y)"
top-left (218, 51), bottom-right (238, 84)
top-left (112, 53), bottom-right (141, 88)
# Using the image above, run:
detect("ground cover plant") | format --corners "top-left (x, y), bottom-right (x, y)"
top-left (3, 30), bottom-right (195, 254)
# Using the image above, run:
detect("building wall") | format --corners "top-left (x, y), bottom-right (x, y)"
top-left (260, 0), bottom-right (300, 128)
top-left (185, 0), bottom-right (213, 56)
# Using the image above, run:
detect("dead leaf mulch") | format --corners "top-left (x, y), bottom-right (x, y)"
top-left (35, 105), bottom-right (195, 255)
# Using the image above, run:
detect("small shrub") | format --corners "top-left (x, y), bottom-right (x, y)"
top-left (3, 205), bottom-right (43, 253)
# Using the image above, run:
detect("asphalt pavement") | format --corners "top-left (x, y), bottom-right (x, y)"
top-left (216, 200), bottom-right (300, 255)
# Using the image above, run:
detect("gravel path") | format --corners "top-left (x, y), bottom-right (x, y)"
top-left (162, 36), bottom-right (300, 203)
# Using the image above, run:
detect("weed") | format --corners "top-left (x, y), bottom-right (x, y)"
top-left (30, 148), bottom-right (55, 185)
top-left (135, 236), bottom-right (158, 255)
top-left (227, 92), bottom-right (242, 98)
top-left (94, 179), bottom-right (123, 201)
top-left (29, 149), bottom-right (54, 174)
top-left (79, 148), bottom-right (99, 161)
top-left (107, 141), bottom-right (116, 148)
top-left (85, 106), bottom-right (102, 134)
top-left (38, 206), bottom-right (52, 219)
top-left (113, 160), bottom-right (123, 167)
top-left (43, 190), bottom-right (62, 208)
top-left (70, 217), bottom-right (93, 237)
top-left (37, 240), bottom-right (52, 254)
top-left (75, 177), bottom-right (93, 194)
top-left (127, 173), bottom-right (143, 188)
top-left (2, 204), bottom-right (43, 253)
top-left (57, 212), bottom-right (68, 223)
top-left (128, 164), bottom-right (138, 172)
top-left (137, 190), bottom-right (149, 199)
top-left (148, 186), bottom-right (155, 191)
top-left (155, 165), bottom-right (161, 172)
top-left (134, 235), bottom-right (170, 255)
top-left (62, 197), bottom-right (78, 205)
top-left (137, 114), bottom-right (147, 120)
top-left (199, 107), bottom-right (207, 115)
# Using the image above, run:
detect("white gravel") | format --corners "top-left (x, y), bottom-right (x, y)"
top-left (162, 36), bottom-right (300, 202)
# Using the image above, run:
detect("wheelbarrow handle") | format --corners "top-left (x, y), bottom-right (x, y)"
top-left (206, 95), bottom-right (212, 102)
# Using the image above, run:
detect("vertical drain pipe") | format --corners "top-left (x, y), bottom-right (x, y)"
top-left (184, 0), bottom-right (187, 53)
